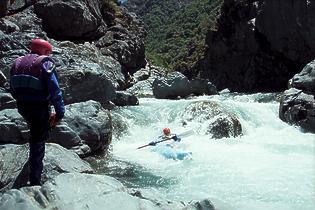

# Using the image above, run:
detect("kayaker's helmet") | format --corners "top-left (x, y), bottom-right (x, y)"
top-left (163, 127), bottom-right (171, 136)
top-left (31, 38), bottom-right (53, 55)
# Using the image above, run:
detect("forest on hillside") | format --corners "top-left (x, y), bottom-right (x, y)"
top-left (141, 0), bottom-right (223, 71)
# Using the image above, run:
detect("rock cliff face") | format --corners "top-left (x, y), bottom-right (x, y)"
top-left (196, 0), bottom-right (315, 92)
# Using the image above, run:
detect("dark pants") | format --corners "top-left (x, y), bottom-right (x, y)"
top-left (17, 101), bottom-right (50, 185)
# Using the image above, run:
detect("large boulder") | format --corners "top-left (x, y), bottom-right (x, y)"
top-left (152, 71), bottom-right (191, 99)
top-left (152, 72), bottom-right (218, 99)
top-left (112, 91), bottom-right (139, 106)
top-left (0, 100), bottom-right (112, 156)
top-left (55, 100), bottom-right (112, 154)
top-left (279, 88), bottom-right (315, 133)
top-left (181, 101), bottom-right (242, 139)
top-left (289, 60), bottom-right (315, 96)
top-left (126, 79), bottom-right (154, 97)
top-left (196, 0), bottom-right (315, 92)
top-left (0, 144), bottom-right (93, 193)
top-left (52, 41), bottom-right (122, 104)
top-left (190, 78), bottom-right (218, 96)
top-left (34, 0), bottom-right (106, 40)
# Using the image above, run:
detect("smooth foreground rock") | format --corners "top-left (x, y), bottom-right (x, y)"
top-left (0, 172), bottom-right (229, 210)
top-left (0, 144), bottom-right (93, 193)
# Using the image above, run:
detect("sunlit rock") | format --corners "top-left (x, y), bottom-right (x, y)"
top-left (34, 0), bottom-right (105, 40)
top-left (0, 144), bottom-right (93, 193)
top-left (0, 173), bottom-right (159, 210)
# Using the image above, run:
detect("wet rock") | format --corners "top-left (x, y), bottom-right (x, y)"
top-left (126, 79), bottom-right (154, 97)
top-left (190, 78), bottom-right (218, 96)
top-left (207, 116), bottom-right (242, 139)
top-left (0, 144), bottom-right (93, 193)
top-left (279, 88), bottom-right (315, 133)
top-left (181, 101), bottom-right (242, 138)
top-left (152, 72), bottom-right (218, 99)
top-left (111, 111), bottom-right (129, 139)
top-left (112, 91), bottom-right (139, 106)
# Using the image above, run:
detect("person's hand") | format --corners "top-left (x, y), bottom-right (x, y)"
top-left (49, 113), bottom-right (60, 128)
top-left (172, 135), bottom-right (181, 142)
top-left (149, 141), bottom-right (157, 146)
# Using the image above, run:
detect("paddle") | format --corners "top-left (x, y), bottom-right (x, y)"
top-left (137, 130), bottom-right (194, 149)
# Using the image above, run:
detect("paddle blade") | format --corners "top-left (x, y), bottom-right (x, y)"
top-left (178, 130), bottom-right (194, 138)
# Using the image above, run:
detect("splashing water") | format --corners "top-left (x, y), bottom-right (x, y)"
top-left (107, 93), bottom-right (315, 210)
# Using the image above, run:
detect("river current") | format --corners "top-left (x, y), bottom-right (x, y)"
top-left (100, 93), bottom-right (315, 210)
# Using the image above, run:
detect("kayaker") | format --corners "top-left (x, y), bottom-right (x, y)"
top-left (148, 127), bottom-right (181, 146)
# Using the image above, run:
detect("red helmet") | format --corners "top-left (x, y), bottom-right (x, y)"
top-left (31, 38), bottom-right (52, 55)
top-left (163, 127), bottom-right (171, 135)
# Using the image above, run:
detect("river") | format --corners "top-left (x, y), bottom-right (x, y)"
top-left (96, 93), bottom-right (315, 210)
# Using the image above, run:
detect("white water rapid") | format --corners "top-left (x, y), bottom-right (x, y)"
top-left (108, 93), bottom-right (315, 210)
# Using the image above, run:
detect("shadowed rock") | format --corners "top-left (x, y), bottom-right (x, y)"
top-left (112, 91), bottom-right (139, 106)
top-left (196, 0), bottom-right (315, 92)
top-left (279, 88), bottom-right (315, 133)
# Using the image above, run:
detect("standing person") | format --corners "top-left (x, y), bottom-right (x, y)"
top-left (10, 38), bottom-right (65, 186)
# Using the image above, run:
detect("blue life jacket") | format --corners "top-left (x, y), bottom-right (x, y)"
top-left (10, 54), bottom-right (65, 118)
